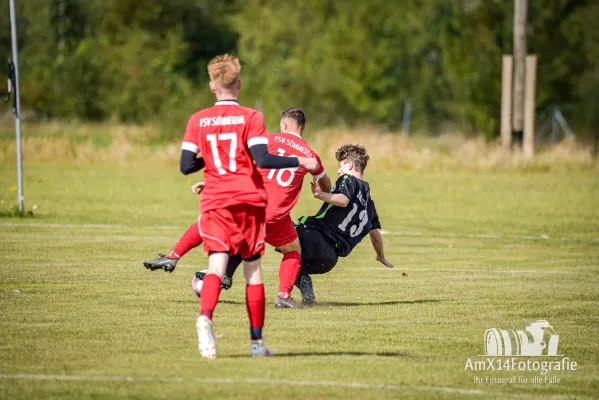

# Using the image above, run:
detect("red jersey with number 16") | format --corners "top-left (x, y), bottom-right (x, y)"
top-left (182, 100), bottom-right (268, 212)
top-left (258, 132), bottom-right (325, 222)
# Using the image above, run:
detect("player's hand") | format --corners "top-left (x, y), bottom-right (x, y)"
top-left (298, 157), bottom-right (320, 172)
top-left (191, 181), bottom-right (205, 195)
top-left (376, 255), bottom-right (394, 268)
top-left (311, 179), bottom-right (322, 198)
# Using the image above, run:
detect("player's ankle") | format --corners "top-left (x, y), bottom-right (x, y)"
top-left (278, 291), bottom-right (290, 299)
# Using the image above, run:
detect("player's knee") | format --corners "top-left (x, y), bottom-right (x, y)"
top-left (279, 238), bottom-right (301, 254)
top-left (243, 253), bottom-right (261, 262)
top-left (242, 258), bottom-right (263, 284)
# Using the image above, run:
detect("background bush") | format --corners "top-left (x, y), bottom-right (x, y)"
top-left (1, 0), bottom-right (598, 140)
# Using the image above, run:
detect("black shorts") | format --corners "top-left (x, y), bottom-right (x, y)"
top-left (297, 224), bottom-right (338, 275)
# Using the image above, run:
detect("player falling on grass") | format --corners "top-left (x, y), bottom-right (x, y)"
top-left (144, 108), bottom-right (332, 308)
top-left (161, 54), bottom-right (318, 359)
top-left (293, 144), bottom-right (394, 303)
top-left (214, 144), bottom-right (393, 304)
top-left (221, 144), bottom-right (393, 305)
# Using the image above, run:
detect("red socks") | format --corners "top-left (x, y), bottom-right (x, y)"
top-left (278, 251), bottom-right (301, 298)
top-left (246, 284), bottom-right (265, 340)
top-left (201, 280), bottom-right (265, 340)
top-left (200, 274), bottom-right (222, 320)
top-left (168, 222), bottom-right (202, 259)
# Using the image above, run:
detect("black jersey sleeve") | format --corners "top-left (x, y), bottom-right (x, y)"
top-left (370, 200), bottom-right (381, 230)
top-left (180, 149), bottom-right (205, 175)
top-left (249, 143), bottom-right (300, 169)
top-left (333, 174), bottom-right (357, 200)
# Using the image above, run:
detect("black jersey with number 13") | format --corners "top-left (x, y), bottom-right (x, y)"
top-left (301, 174), bottom-right (381, 257)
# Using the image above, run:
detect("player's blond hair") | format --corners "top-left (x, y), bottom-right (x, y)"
top-left (207, 54), bottom-right (241, 89)
top-left (336, 144), bottom-right (370, 173)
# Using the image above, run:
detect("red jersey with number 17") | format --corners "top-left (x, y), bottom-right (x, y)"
top-left (182, 100), bottom-right (268, 212)
top-left (258, 132), bottom-right (325, 222)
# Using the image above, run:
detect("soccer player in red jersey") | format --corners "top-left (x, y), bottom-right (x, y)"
top-left (144, 108), bottom-right (331, 308)
top-left (168, 54), bottom-right (318, 359)
top-left (258, 108), bottom-right (331, 307)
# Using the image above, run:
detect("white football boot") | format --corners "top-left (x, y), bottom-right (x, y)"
top-left (250, 339), bottom-right (274, 357)
top-left (196, 315), bottom-right (216, 359)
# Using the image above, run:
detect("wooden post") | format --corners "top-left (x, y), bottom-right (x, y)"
top-left (501, 55), bottom-right (513, 149)
top-left (513, 0), bottom-right (528, 133)
top-left (523, 55), bottom-right (537, 158)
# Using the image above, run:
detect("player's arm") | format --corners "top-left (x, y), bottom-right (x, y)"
top-left (317, 174), bottom-right (332, 193)
top-left (368, 203), bottom-right (393, 268)
top-left (180, 115), bottom-right (204, 175)
top-left (180, 149), bottom-right (205, 175)
top-left (249, 141), bottom-right (317, 170)
top-left (369, 229), bottom-right (393, 268)
top-left (311, 181), bottom-right (349, 207)
top-left (311, 153), bottom-right (332, 192)
top-left (311, 174), bottom-right (356, 207)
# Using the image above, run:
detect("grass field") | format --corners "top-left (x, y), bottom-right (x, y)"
top-left (1, 159), bottom-right (598, 399)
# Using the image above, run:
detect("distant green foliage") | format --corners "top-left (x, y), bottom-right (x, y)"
top-left (0, 0), bottom-right (598, 137)
top-left (0, 0), bottom-right (237, 128)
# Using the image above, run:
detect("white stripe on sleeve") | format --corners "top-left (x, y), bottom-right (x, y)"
top-left (312, 170), bottom-right (326, 180)
top-left (247, 137), bottom-right (269, 147)
top-left (181, 142), bottom-right (199, 153)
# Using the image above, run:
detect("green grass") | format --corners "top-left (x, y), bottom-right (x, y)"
top-left (1, 160), bottom-right (598, 399)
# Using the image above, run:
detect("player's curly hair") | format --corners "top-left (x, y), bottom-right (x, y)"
top-left (280, 108), bottom-right (306, 128)
top-left (335, 144), bottom-right (370, 173)
top-left (207, 54), bottom-right (241, 89)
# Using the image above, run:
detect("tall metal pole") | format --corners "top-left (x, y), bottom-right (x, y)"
top-left (9, 0), bottom-right (24, 214)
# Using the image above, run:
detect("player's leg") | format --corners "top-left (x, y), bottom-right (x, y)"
top-left (223, 253), bottom-right (243, 287)
top-left (235, 203), bottom-right (273, 356)
top-left (243, 256), bottom-right (273, 356)
top-left (200, 252), bottom-right (229, 319)
top-left (295, 224), bottom-right (339, 305)
top-left (196, 208), bottom-right (240, 359)
top-left (196, 253), bottom-right (241, 291)
top-left (266, 216), bottom-right (303, 308)
top-left (275, 239), bottom-right (302, 308)
top-left (143, 220), bottom-right (202, 272)
top-left (196, 251), bottom-right (228, 359)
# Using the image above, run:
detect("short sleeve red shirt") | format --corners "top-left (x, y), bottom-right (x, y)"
top-left (182, 100), bottom-right (269, 212)
top-left (258, 132), bottom-right (325, 221)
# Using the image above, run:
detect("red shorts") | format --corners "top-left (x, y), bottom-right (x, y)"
top-left (265, 214), bottom-right (298, 248)
top-left (199, 204), bottom-right (266, 260)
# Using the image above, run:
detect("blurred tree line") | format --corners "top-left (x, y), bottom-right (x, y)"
top-left (1, 0), bottom-right (598, 138)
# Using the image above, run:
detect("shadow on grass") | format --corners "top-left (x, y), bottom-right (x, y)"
top-left (312, 299), bottom-right (442, 307)
top-left (171, 299), bottom-right (245, 305)
top-left (212, 299), bottom-right (443, 307)
top-left (226, 351), bottom-right (405, 358)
